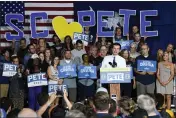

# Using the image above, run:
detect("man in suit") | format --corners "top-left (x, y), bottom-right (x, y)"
top-left (60, 50), bottom-right (80, 102)
top-left (101, 43), bottom-right (126, 100)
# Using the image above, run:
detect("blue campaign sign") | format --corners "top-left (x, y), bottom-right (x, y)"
top-left (73, 32), bottom-right (89, 46)
top-left (58, 65), bottom-right (77, 78)
top-left (2, 63), bottom-right (17, 77)
top-left (78, 65), bottom-right (97, 79)
top-left (48, 82), bottom-right (67, 96)
top-left (27, 73), bottom-right (48, 87)
top-left (100, 67), bottom-right (133, 83)
top-left (137, 60), bottom-right (157, 72)
top-left (116, 40), bottom-right (133, 50)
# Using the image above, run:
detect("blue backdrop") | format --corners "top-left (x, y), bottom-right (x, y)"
top-left (74, 1), bottom-right (176, 55)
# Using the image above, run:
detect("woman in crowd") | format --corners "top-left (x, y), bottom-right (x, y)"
top-left (61, 36), bottom-right (74, 59)
top-left (47, 56), bottom-right (63, 105)
top-left (119, 49), bottom-right (135, 98)
top-left (52, 34), bottom-right (62, 50)
top-left (38, 52), bottom-right (49, 93)
top-left (52, 34), bottom-right (62, 57)
top-left (63, 35), bottom-right (74, 51)
top-left (157, 49), bottom-right (164, 62)
top-left (47, 56), bottom-right (63, 85)
top-left (9, 56), bottom-right (25, 110)
top-left (27, 54), bottom-right (43, 110)
top-left (45, 48), bottom-right (52, 65)
top-left (166, 44), bottom-right (174, 63)
top-left (37, 38), bottom-right (48, 53)
top-left (38, 52), bottom-right (49, 72)
top-left (77, 54), bottom-right (95, 101)
top-left (156, 51), bottom-right (175, 110)
top-left (129, 42), bottom-right (140, 63)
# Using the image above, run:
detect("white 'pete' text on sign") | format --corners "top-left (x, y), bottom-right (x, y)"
top-left (28, 73), bottom-right (46, 82)
top-left (48, 84), bottom-right (67, 96)
top-left (107, 73), bottom-right (124, 81)
top-left (73, 33), bottom-right (89, 42)
top-left (27, 73), bottom-right (48, 87)
top-left (49, 85), bottom-right (67, 92)
top-left (2, 63), bottom-right (17, 77)
top-left (4, 63), bottom-right (17, 71)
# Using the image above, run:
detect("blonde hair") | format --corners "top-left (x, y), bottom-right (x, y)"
top-left (157, 49), bottom-right (163, 62)
top-left (118, 97), bottom-right (137, 116)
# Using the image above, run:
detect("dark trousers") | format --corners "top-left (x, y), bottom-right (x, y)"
top-left (28, 86), bottom-right (42, 110)
top-left (68, 88), bottom-right (77, 102)
top-left (77, 82), bottom-right (95, 101)
top-left (120, 83), bottom-right (132, 97)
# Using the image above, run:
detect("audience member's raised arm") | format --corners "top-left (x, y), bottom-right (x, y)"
top-left (36, 93), bottom-right (57, 117)
top-left (63, 90), bottom-right (72, 110)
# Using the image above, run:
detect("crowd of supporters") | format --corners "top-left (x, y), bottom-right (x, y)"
top-left (0, 26), bottom-right (176, 118)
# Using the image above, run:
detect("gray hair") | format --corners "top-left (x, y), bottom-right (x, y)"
top-left (18, 108), bottom-right (38, 117)
top-left (65, 110), bottom-right (86, 118)
top-left (130, 42), bottom-right (137, 49)
top-left (137, 95), bottom-right (156, 114)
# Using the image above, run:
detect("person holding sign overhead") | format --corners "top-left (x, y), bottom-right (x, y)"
top-left (134, 44), bottom-right (156, 96)
top-left (156, 51), bottom-right (175, 110)
top-left (101, 43), bottom-right (126, 100)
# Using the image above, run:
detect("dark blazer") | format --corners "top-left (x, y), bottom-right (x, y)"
top-left (9, 73), bottom-right (25, 98)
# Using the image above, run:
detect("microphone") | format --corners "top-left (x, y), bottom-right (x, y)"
top-left (109, 62), bottom-right (113, 67)
top-left (113, 61), bottom-right (117, 67)
top-left (109, 62), bottom-right (116, 68)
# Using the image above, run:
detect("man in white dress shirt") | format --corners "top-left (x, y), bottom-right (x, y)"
top-left (101, 43), bottom-right (126, 99)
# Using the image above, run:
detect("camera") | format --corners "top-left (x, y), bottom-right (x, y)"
top-left (56, 89), bottom-right (63, 97)
top-left (109, 62), bottom-right (117, 68)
